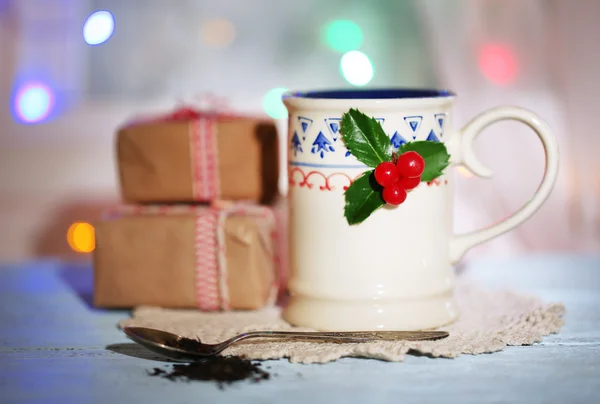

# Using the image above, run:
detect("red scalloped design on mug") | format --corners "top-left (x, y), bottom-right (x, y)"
top-left (289, 167), bottom-right (448, 191)
top-left (289, 167), bottom-right (358, 191)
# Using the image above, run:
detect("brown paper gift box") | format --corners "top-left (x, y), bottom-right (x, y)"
top-left (117, 111), bottom-right (280, 204)
top-left (93, 205), bottom-right (277, 310)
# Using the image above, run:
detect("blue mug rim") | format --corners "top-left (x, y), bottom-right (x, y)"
top-left (283, 87), bottom-right (455, 100)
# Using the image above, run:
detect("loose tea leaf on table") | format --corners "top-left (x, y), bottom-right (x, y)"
top-left (148, 356), bottom-right (271, 389)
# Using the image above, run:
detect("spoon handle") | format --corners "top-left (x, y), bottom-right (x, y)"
top-left (226, 330), bottom-right (448, 345)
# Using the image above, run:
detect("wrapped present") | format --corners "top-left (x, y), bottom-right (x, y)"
top-left (117, 107), bottom-right (280, 204)
top-left (93, 203), bottom-right (282, 310)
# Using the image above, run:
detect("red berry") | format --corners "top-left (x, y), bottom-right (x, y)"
top-left (398, 175), bottom-right (421, 190)
top-left (382, 184), bottom-right (407, 206)
top-left (374, 162), bottom-right (399, 187)
top-left (397, 151), bottom-right (425, 178)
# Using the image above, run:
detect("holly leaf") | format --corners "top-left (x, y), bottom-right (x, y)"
top-left (340, 109), bottom-right (392, 168)
top-left (398, 141), bottom-right (450, 182)
top-left (344, 170), bottom-right (385, 225)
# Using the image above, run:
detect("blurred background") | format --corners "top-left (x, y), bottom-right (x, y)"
top-left (0, 0), bottom-right (599, 264)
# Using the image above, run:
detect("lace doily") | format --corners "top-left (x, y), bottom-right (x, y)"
top-left (119, 281), bottom-right (565, 364)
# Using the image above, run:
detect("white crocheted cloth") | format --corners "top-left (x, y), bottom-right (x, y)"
top-left (119, 281), bottom-right (565, 364)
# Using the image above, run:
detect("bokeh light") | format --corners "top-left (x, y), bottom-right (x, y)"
top-left (456, 166), bottom-right (473, 178)
top-left (478, 43), bottom-right (518, 85)
top-left (340, 51), bottom-right (374, 86)
top-left (262, 87), bottom-right (288, 119)
top-left (202, 19), bottom-right (236, 47)
top-left (67, 222), bottom-right (95, 253)
top-left (13, 82), bottom-right (54, 124)
top-left (323, 20), bottom-right (363, 53)
top-left (83, 11), bottom-right (115, 45)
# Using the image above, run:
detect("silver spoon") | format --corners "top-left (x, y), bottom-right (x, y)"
top-left (122, 326), bottom-right (449, 361)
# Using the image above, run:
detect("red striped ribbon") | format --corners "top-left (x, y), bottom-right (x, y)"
top-left (189, 118), bottom-right (220, 201)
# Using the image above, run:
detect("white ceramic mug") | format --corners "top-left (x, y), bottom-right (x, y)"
top-left (282, 88), bottom-right (559, 331)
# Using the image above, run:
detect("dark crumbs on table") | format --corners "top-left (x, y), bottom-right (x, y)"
top-left (148, 356), bottom-right (272, 389)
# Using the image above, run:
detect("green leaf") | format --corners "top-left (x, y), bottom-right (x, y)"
top-left (344, 170), bottom-right (385, 225)
top-left (340, 109), bottom-right (392, 168)
top-left (398, 141), bottom-right (450, 182)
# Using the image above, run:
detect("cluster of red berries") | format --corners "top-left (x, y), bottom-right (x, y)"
top-left (374, 151), bottom-right (425, 205)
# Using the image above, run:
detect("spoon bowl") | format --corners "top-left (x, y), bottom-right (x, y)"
top-left (123, 327), bottom-right (208, 361)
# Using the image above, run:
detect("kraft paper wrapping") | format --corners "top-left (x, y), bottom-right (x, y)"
top-left (93, 212), bottom-right (275, 310)
top-left (117, 117), bottom-right (279, 204)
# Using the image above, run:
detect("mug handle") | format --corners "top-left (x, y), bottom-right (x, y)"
top-left (449, 106), bottom-right (560, 264)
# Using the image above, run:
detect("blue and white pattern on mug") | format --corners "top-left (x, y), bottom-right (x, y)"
top-left (290, 113), bottom-right (447, 163)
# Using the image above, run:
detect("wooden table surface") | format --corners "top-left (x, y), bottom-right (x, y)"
top-left (0, 254), bottom-right (599, 404)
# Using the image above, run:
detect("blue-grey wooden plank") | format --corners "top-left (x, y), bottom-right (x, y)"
top-left (0, 254), bottom-right (598, 404)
